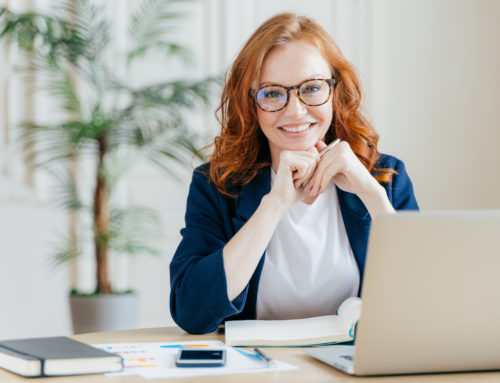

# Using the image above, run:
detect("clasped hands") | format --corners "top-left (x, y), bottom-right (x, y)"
top-left (270, 140), bottom-right (382, 207)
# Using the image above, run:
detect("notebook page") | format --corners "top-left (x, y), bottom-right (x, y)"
top-left (226, 315), bottom-right (347, 342)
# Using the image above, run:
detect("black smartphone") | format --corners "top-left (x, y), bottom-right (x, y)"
top-left (175, 349), bottom-right (227, 367)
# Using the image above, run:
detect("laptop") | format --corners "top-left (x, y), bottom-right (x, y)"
top-left (305, 210), bottom-right (500, 375)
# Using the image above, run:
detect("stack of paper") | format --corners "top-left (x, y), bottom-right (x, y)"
top-left (92, 340), bottom-right (296, 379)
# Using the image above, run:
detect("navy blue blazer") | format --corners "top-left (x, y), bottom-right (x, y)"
top-left (170, 154), bottom-right (419, 334)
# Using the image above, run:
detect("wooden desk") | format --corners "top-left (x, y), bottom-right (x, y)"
top-left (1, 327), bottom-right (499, 382)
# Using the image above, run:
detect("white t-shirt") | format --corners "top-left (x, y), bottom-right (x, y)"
top-left (256, 171), bottom-right (360, 320)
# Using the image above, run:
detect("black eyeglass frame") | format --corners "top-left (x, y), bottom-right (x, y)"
top-left (249, 77), bottom-right (337, 113)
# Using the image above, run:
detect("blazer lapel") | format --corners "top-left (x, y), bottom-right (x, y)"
top-left (227, 167), bottom-right (271, 320)
top-left (337, 187), bottom-right (371, 283)
top-left (235, 167), bottom-right (271, 221)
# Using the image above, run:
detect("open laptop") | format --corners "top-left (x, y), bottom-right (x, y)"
top-left (305, 210), bottom-right (500, 375)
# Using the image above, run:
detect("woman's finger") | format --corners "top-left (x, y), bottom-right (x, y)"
top-left (307, 150), bottom-right (342, 196)
top-left (288, 151), bottom-right (319, 186)
top-left (315, 140), bottom-right (327, 152)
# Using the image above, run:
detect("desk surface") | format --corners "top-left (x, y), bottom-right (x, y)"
top-left (1, 327), bottom-right (500, 382)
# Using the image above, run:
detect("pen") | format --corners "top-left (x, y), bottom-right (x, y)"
top-left (254, 348), bottom-right (274, 367)
top-left (319, 138), bottom-right (341, 158)
top-left (292, 138), bottom-right (341, 177)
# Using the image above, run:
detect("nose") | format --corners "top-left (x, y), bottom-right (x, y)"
top-left (283, 89), bottom-right (307, 117)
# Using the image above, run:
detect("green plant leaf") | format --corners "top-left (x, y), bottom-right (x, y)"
top-left (108, 207), bottom-right (162, 256)
top-left (48, 231), bottom-right (80, 269)
top-left (53, 0), bottom-right (110, 62)
top-left (19, 122), bottom-right (80, 167)
top-left (1, 0), bottom-right (220, 286)
top-left (127, 0), bottom-right (194, 65)
top-left (46, 167), bottom-right (86, 211)
top-left (102, 147), bottom-right (141, 195)
top-left (0, 6), bottom-right (88, 65)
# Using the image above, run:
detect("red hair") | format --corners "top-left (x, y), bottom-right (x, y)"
top-left (210, 13), bottom-right (394, 196)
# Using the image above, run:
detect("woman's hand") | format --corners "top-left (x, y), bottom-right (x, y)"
top-left (268, 149), bottom-right (319, 208)
top-left (306, 140), bottom-right (374, 196)
top-left (223, 148), bottom-right (320, 300)
top-left (305, 140), bottom-right (395, 216)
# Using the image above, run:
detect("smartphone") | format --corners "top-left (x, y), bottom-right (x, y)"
top-left (175, 349), bottom-right (227, 367)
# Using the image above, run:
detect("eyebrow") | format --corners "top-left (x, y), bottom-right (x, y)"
top-left (258, 73), bottom-right (331, 88)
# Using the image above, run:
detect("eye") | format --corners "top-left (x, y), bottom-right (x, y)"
top-left (264, 90), bottom-right (282, 98)
top-left (302, 84), bottom-right (322, 94)
top-left (260, 87), bottom-right (285, 99)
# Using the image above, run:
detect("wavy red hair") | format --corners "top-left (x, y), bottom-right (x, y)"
top-left (210, 13), bottom-right (394, 196)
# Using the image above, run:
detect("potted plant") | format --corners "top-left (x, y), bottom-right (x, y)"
top-left (0, 0), bottom-right (214, 333)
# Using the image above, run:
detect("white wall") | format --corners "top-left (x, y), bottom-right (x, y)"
top-left (1, 0), bottom-right (499, 339)
top-left (0, 204), bottom-right (71, 338)
top-left (366, 0), bottom-right (500, 209)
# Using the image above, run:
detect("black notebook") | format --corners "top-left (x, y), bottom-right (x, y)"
top-left (0, 336), bottom-right (123, 377)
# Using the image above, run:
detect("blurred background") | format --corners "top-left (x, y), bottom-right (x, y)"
top-left (1, 0), bottom-right (499, 339)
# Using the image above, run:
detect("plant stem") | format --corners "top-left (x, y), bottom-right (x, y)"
top-left (94, 133), bottom-right (112, 294)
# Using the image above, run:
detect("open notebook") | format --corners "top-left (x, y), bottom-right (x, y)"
top-left (225, 297), bottom-right (362, 347)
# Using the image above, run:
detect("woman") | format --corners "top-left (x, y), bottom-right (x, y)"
top-left (170, 13), bottom-right (418, 334)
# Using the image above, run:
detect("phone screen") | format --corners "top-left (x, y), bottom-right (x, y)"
top-left (175, 349), bottom-right (226, 367)
top-left (179, 350), bottom-right (224, 360)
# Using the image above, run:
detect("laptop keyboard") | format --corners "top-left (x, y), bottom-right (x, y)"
top-left (340, 355), bottom-right (353, 361)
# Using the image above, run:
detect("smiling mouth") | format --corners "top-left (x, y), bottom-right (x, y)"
top-left (279, 123), bottom-right (315, 133)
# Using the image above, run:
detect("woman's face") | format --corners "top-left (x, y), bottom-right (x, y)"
top-left (256, 39), bottom-right (333, 165)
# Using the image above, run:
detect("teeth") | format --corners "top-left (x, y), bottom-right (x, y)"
top-left (281, 124), bottom-right (311, 133)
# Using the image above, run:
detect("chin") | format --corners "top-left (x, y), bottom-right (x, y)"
top-left (284, 138), bottom-right (319, 151)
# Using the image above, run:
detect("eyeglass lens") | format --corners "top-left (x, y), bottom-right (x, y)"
top-left (255, 79), bottom-right (331, 112)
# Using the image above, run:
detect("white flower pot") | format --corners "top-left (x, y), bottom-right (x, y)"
top-left (69, 292), bottom-right (139, 334)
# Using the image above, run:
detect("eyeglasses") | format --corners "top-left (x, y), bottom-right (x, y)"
top-left (250, 77), bottom-right (336, 112)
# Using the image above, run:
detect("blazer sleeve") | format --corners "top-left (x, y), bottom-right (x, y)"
top-left (387, 157), bottom-right (419, 211)
top-left (169, 169), bottom-right (249, 334)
